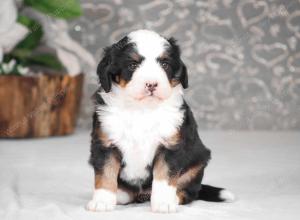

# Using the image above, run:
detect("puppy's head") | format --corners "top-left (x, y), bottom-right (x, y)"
top-left (97, 29), bottom-right (188, 101)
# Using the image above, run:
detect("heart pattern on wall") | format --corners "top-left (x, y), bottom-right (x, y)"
top-left (251, 43), bottom-right (288, 68)
top-left (81, 3), bottom-right (114, 27)
top-left (237, 0), bottom-right (269, 28)
top-left (287, 10), bottom-right (300, 39)
top-left (202, 20), bottom-right (235, 43)
top-left (72, 0), bottom-right (300, 130)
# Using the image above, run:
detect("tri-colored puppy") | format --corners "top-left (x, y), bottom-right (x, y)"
top-left (87, 29), bottom-right (234, 213)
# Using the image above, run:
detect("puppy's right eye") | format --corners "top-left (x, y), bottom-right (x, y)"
top-left (160, 61), bottom-right (170, 71)
top-left (128, 62), bottom-right (138, 71)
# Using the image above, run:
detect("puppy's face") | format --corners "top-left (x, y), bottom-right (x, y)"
top-left (97, 30), bottom-right (188, 102)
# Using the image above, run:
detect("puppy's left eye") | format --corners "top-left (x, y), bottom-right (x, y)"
top-left (128, 62), bottom-right (138, 71)
top-left (161, 62), bottom-right (170, 70)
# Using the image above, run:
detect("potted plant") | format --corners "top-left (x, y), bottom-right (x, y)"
top-left (0, 0), bottom-right (96, 138)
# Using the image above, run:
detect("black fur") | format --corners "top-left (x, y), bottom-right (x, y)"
top-left (89, 98), bottom-right (216, 203)
top-left (151, 101), bottom-right (211, 203)
top-left (89, 112), bottom-right (122, 171)
top-left (90, 33), bottom-right (231, 205)
top-left (96, 47), bottom-right (113, 93)
top-left (96, 36), bottom-right (188, 92)
top-left (198, 185), bottom-right (227, 202)
top-left (166, 37), bottom-right (188, 88)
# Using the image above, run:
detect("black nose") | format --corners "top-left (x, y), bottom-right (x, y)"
top-left (145, 82), bottom-right (158, 92)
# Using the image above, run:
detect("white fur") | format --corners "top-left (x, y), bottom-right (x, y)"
top-left (219, 189), bottom-right (236, 202)
top-left (151, 180), bottom-right (179, 213)
top-left (97, 85), bottom-right (184, 184)
top-left (126, 29), bottom-right (172, 100)
top-left (87, 189), bottom-right (116, 212)
top-left (117, 189), bottom-right (133, 204)
top-left (128, 29), bottom-right (168, 59)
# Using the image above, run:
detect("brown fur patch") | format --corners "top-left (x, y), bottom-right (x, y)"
top-left (95, 154), bottom-right (120, 192)
top-left (118, 78), bottom-right (128, 88)
top-left (95, 127), bottom-right (112, 147)
top-left (159, 52), bottom-right (170, 60)
top-left (153, 154), bottom-right (204, 188)
top-left (153, 154), bottom-right (178, 186)
top-left (170, 79), bottom-right (180, 87)
top-left (177, 164), bottom-right (203, 188)
top-left (161, 131), bottom-right (181, 148)
top-left (176, 190), bottom-right (187, 204)
top-left (153, 154), bottom-right (169, 181)
top-left (130, 52), bottom-right (142, 62)
top-left (114, 75), bottom-right (128, 88)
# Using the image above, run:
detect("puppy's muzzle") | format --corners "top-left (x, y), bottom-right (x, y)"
top-left (145, 82), bottom-right (158, 94)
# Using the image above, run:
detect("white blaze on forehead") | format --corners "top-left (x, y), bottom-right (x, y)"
top-left (128, 29), bottom-right (169, 58)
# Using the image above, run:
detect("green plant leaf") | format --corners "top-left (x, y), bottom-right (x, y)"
top-left (27, 53), bottom-right (64, 70)
top-left (5, 51), bottom-right (65, 72)
top-left (9, 48), bottom-right (32, 59)
top-left (24, 0), bottom-right (82, 19)
top-left (16, 15), bottom-right (43, 50)
top-left (5, 49), bottom-right (32, 65)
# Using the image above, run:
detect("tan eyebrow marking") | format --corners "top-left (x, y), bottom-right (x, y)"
top-left (130, 52), bottom-right (142, 62)
top-left (159, 52), bottom-right (170, 60)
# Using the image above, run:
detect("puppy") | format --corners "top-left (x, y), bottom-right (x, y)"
top-left (87, 29), bottom-right (234, 213)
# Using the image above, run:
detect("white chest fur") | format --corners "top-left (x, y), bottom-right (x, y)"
top-left (96, 86), bottom-right (184, 184)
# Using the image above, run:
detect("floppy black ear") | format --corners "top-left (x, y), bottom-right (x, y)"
top-left (179, 61), bottom-right (188, 89)
top-left (167, 37), bottom-right (189, 89)
top-left (97, 47), bottom-right (112, 93)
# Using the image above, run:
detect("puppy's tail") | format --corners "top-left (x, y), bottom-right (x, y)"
top-left (197, 184), bottom-right (235, 202)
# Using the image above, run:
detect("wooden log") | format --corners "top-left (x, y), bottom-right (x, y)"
top-left (0, 73), bottom-right (84, 138)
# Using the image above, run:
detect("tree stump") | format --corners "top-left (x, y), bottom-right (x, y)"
top-left (0, 73), bottom-right (84, 138)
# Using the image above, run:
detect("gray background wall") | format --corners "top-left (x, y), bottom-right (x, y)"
top-left (70, 0), bottom-right (300, 130)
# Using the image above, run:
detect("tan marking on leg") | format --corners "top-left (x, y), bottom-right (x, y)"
top-left (177, 164), bottom-right (203, 188)
top-left (176, 190), bottom-right (186, 204)
top-left (152, 156), bottom-right (179, 213)
top-left (95, 154), bottom-right (120, 192)
top-left (153, 154), bottom-right (179, 186)
top-left (152, 154), bottom-right (204, 210)
top-left (153, 154), bottom-right (170, 180)
top-left (154, 154), bottom-right (204, 187)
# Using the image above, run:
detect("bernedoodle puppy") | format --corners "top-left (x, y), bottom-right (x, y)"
top-left (87, 29), bottom-right (234, 213)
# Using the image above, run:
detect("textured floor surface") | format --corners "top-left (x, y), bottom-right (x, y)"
top-left (0, 131), bottom-right (299, 220)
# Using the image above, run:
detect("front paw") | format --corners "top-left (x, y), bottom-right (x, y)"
top-left (151, 180), bottom-right (179, 213)
top-left (86, 189), bottom-right (116, 212)
top-left (151, 198), bottom-right (178, 213)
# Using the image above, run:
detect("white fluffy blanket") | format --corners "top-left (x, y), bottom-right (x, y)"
top-left (0, 131), bottom-right (299, 220)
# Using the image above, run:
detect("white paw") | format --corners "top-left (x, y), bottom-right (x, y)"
top-left (86, 189), bottom-right (116, 212)
top-left (151, 199), bottom-right (178, 213)
top-left (151, 180), bottom-right (179, 213)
